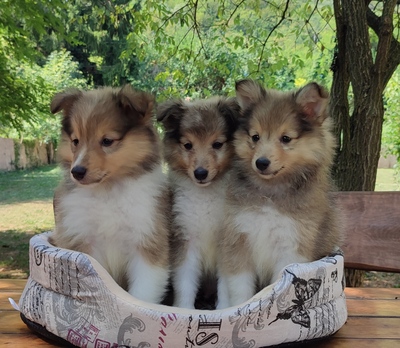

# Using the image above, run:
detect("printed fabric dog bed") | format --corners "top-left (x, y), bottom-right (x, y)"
top-left (16, 232), bottom-right (347, 347)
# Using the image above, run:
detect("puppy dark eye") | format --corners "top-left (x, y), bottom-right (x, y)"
top-left (101, 138), bottom-right (114, 147)
top-left (212, 142), bottom-right (223, 149)
top-left (72, 139), bottom-right (79, 146)
top-left (183, 143), bottom-right (192, 150)
top-left (251, 134), bottom-right (260, 142)
top-left (281, 135), bottom-right (292, 144)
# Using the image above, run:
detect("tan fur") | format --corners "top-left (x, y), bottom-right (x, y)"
top-left (54, 86), bottom-right (159, 185)
top-left (158, 97), bottom-right (239, 186)
top-left (219, 80), bottom-right (343, 298)
top-left (141, 187), bottom-right (172, 268)
top-left (50, 85), bottom-right (170, 302)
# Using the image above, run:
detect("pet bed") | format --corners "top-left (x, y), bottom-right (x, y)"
top-left (16, 232), bottom-right (347, 347)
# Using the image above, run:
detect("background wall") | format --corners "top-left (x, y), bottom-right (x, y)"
top-left (0, 138), bottom-right (55, 171)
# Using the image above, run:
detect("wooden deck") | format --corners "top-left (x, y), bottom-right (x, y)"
top-left (1, 279), bottom-right (399, 347)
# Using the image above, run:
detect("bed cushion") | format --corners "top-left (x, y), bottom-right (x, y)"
top-left (18, 232), bottom-right (347, 347)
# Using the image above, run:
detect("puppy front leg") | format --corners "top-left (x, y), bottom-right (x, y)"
top-left (218, 231), bottom-right (255, 308)
top-left (219, 272), bottom-right (255, 308)
top-left (173, 248), bottom-right (201, 309)
top-left (216, 274), bottom-right (229, 309)
top-left (127, 255), bottom-right (169, 304)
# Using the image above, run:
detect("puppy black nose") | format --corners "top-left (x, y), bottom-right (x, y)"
top-left (194, 167), bottom-right (208, 181)
top-left (255, 157), bottom-right (271, 171)
top-left (71, 166), bottom-right (87, 180)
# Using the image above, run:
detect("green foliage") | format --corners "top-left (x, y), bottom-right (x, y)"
top-left (0, 0), bottom-right (67, 132)
top-left (0, 50), bottom-right (88, 142)
top-left (122, 0), bottom-right (336, 99)
top-left (382, 67), bottom-right (400, 168)
top-left (1, 0), bottom-right (399, 159)
top-left (56, 0), bottom-right (141, 86)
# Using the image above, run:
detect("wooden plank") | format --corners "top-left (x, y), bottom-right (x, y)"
top-left (346, 299), bottom-right (400, 317)
top-left (335, 191), bottom-right (400, 273)
top-left (0, 333), bottom-right (64, 347)
top-left (334, 317), bottom-right (400, 339)
top-left (1, 310), bottom-right (400, 347)
top-left (0, 279), bottom-right (26, 291)
top-left (0, 311), bottom-right (29, 334)
top-left (0, 292), bottom-right (21, 310)
top-left (345, 287), bottom-right (400, 300)
top-left (306, 338), bottom-right (400, 348)
top-left (0, 337), bottom-right (399, 348)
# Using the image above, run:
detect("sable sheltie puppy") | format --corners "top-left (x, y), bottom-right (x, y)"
top-left (217, 80), bottom-right (342, 309)
top-left (157, 97), bottom-right (240, 309)
top-left (50, 85), bottom-right (170, 304)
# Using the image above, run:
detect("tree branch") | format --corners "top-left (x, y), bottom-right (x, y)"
top-left (256, 0), bottom-right (290, 72)
top-left (225, 0), bottom-right (246, 26)
top-left (367, 4), bottom-right (400, 88)
top-left (299, 0), bottom-right (320, 43)
top-left (371, 0), bottom-right (397, 91)
top-left (192, 0), bottom-right (208, 59)
top-left (171, 24), bottom-right (196, 57)
top-left (331, 0), bottom-right (351, 157)
top-left (156, 3), bottom-right (190, 35)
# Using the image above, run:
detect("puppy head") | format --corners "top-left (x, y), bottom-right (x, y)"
top-left (157, 97), bottom-right (240, 186)
top-left (51, 85), bottom-right (159, 185)
top-left (234, 79), bottom-right (335, 184)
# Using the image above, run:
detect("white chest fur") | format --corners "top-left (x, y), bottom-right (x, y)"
top-left (233, 203), bottom-right (307, 282)
top-left (59, 168), bottom-right (165, 273)
top-left (173, 177), bottom-right (226, 270)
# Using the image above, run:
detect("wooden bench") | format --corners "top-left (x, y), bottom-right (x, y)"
top-left (0, 191), bottom-right (399, 347)
top-left (338, 191), bottom-right (400, 274)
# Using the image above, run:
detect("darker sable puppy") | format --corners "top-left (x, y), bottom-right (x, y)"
top-left (157, 96), bottom-right (240, 309)
top-left (217, 80), bottom-right (342, 309)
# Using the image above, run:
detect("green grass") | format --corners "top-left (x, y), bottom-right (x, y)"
top-left (0, 165), bottom-right (61, 278)
top-left (0, 164), bottom-right (61, 204)
top-left (375, 168), bottom-right (400, 191)
top-left (0, 165), bottom-right (399, 280)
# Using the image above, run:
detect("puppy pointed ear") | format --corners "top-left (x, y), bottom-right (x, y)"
top-left (156, 99), bottom-right (185, 132)
top-left (217, 98), bottom-right (240, 140)
top-left (235, 79), bottom-right (266, 110)
top-left (50, 89), bottom-right (82, 115)
top-left (117, 84), bottom-right (155, 123)
top-left (295, 83), bottom-right (329, 124)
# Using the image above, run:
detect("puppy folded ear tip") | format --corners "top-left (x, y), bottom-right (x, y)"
top-left (296, 82), bottom-right (329, 121)
top-left (235, 79), bottom-right (247, 88)
top-left (301, 82), bottom-right (329, 97)
top-left (156, 99), bottom-right (184, 123)
top-left (235, 79), bottom-right (265, 111)
top-left (117, 85), bottom-right (155, 120)
top-left (50, 104), bottom-right (60, 114)
top-left (50, 89), bottom-right (82, 115)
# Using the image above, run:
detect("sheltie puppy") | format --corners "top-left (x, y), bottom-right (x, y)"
top-left (217, 80), bottom-right (342, 309)
top-left (157, 96), bottom-right (240, 309)
top-left (50, 85), bottom-right (170, 304)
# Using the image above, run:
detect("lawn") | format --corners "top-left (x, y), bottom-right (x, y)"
top-left (375, 167), bottom-right (400, 191)
top-left (0, 164), bottom-right (61, 278)
top-left (0, 165), bottom-right (399, 284)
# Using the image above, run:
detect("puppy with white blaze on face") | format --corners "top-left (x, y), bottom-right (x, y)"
top-left (157, 96), bottom-right (240, 309)
top-left (217, 80), bottom-right (343, 309)
top-left (50, 85), bottom-right (170, 304)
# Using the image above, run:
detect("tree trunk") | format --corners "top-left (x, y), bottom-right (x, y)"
top-left (331, 0), bottom-right (399, 286)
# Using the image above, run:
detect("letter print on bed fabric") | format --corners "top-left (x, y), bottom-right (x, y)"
top-left (229, 296), bottom-right (275, 348)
